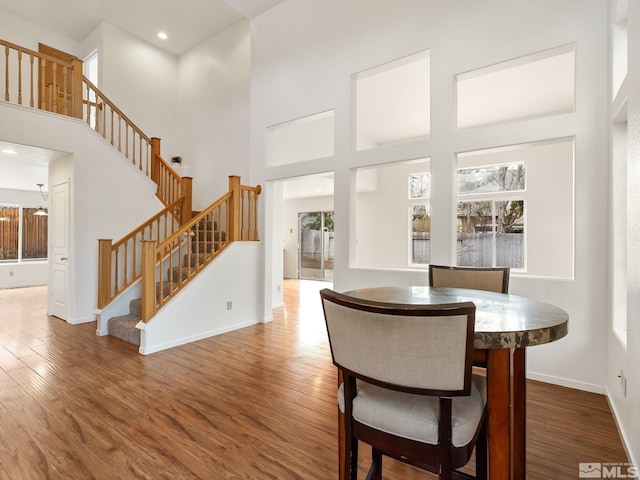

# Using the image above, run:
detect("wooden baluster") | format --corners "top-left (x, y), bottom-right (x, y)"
top-left (113, 247), bottom-right (120, 295)
top-left (51, 62), bottom-right (58, 113)
top-left (141, 240), bottom-right (157, 322)
top-left (98, 239), bottom-right (113, 309)
top-left (4, 46), bottom-right (9, 101)
top-left (29, 54), bottom-right (34, 107)
top-left (71, 58), bottom-right (83, 119)
top-left (101, 95), bottom-right (106, 138)
top-left (182, 178), bottom-right (193, 225)
top-left (110, 109), bottom-right (114, 145)
top-left (123, 240), bottom-right (129, 288)
top-left (61, 65), bottom-right (68, 115)
top-left (85, 83), bottom-right (90, 124)
top-left (17, 51), bottom-right (22, 105)
top-left (39, 58), bottom-right (46, 109)
top-left (118, 117), bottom-right (122, 152)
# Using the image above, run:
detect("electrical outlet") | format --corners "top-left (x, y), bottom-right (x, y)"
top-left (226, 301), bottom-right (232, 310)
top-left (277, 284), bottom-right (281, 292)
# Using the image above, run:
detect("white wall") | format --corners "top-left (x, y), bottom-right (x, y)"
top-left (86, 23), bottom-right (180, 160)
top-left (139, 242), bottom-right (262, 354)
top-left (0, 8), bottom-right (81, 56)
top-left (607, 0), bottom-right (640, 467)
top-left (0, 103), bottom-right (162, 323)
top-left (355, 160), bottom-right (429, 269)
top-left (252, 0), bottom-right (609, 396)
top-left (177, 21), bottom-right (251, 209)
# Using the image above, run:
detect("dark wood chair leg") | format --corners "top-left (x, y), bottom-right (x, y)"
top-left (365, 448), bottom-right (382, 480)
top-left (476, 419), bottom-right (488, 480)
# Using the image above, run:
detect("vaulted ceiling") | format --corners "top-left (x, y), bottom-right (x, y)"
top-left (0, 0), bottom-right (285, 56)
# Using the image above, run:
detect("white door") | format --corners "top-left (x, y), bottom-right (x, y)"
top-left (50, 181), bottom-right (69, 320)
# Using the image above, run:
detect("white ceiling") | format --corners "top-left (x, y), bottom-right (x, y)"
top-left (0, 142), bottom-right (67, 192)
top-left (0, 0), bottom-right (283, 194)
top-left (0, 0), bottom-right (285, 56)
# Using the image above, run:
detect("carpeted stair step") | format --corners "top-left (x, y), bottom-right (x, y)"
top-left (184, 252), bottom-right (212, 267)
top-left (130, 298), bottom-right (142, 317)
top-left (168, 266), bottom-right (197, 282)
top-left (190, 241), bottom-right (220, 254)
top-left (108, 314), bottom-right (141, 346)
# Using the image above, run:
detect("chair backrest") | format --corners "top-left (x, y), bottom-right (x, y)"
top-left (429, 264), bottom-right (510, 294)
top-left (320, 288), bottom-right (476, 396)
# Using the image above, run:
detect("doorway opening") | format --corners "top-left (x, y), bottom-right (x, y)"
top-left (298, 211), bottom-right (334, 281)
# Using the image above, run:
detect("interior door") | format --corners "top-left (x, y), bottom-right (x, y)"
top-left (38, 43), bottom-right (77, 116)
top-left (50, 181), bottom-right (69, 320)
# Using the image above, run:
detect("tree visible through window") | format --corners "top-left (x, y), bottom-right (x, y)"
top-left (456, 164), bottom-right (525, 268)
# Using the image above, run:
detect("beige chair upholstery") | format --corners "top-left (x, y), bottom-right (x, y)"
top-left (428, 264), bottom-right (510, 294)
top-left (320, 288), bottom-right (487, 480)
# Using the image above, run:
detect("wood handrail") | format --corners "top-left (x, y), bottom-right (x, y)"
top-left (1, 39), bottom-right (73, 69)
top-left (82, 76), bottom-right (151, 144)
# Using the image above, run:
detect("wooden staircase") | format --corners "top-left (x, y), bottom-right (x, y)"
top-left (106, 213), bottom-right (234, 345)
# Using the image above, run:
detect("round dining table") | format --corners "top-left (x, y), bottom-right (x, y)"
top-left (339, 286), bottom-right (569, 480)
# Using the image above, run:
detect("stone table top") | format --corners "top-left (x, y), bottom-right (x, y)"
top-left (342, 286), bottom-right (569, 349)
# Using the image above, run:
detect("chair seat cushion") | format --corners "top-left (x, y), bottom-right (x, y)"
top-left (338, 375), bottom-right (486, 448)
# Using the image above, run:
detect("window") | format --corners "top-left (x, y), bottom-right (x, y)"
top-left (456, 164), bottom-right (525, 268)
top-left (0, 206), bottom-right (48, 262)
top-left (409, 173), bottom-right (430, 265)
top-left (355, 158), bottom-right (429, 269)
top-left (456, 139), bottom-right (574, 278)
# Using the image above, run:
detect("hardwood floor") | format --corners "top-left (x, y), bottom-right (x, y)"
top-left (0, 280), bottom-right (628, 479)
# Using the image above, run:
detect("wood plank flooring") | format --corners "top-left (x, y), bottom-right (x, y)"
top-left (0, 280), bottom-right (629, 479)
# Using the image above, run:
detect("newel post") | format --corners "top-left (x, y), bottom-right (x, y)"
top-left (71, 58), bottom-right (84, 120)
top-left (181, 177), bottom-right (193, 224)
top-left (150, 137), bottom-right (161, 186)
top-left (97, 239), bottom-right (112, 309)
top-left (141, 240), bottom-right (157, 323)
top-left (229, 175), bottom-right (242, 242)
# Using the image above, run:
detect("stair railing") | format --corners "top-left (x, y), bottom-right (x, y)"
top-left (1, 38), bottom-right (83, 116)
top-left (97, 195), bottom-right (187, 308)
top-left (139, 176), bottom-right (261, 322)
top-left (1, 38), bottom-right (186, 209)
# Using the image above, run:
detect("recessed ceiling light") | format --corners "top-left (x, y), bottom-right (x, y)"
top-left (158, 32), bottom-right (168, 40)
top-left (1, 149), bottom-right (17, 154)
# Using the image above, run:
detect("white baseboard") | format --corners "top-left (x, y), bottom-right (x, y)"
top-left (605, 387), bottom-right (639, 470)
top-left (138, 319), bottom-right (261, 355)
top-left (526, 371), bottom-right (606, 394)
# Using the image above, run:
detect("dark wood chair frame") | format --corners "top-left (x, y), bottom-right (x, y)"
top-left (320, 289), bottom-right (488, 480)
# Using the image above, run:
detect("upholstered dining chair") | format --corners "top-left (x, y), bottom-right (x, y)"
top-left (428, 264), bottom-right (510, 294)
top-left (429, 264), bottom-right (510, 369)
top-left (320, 288), bottom-right (487, 480)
